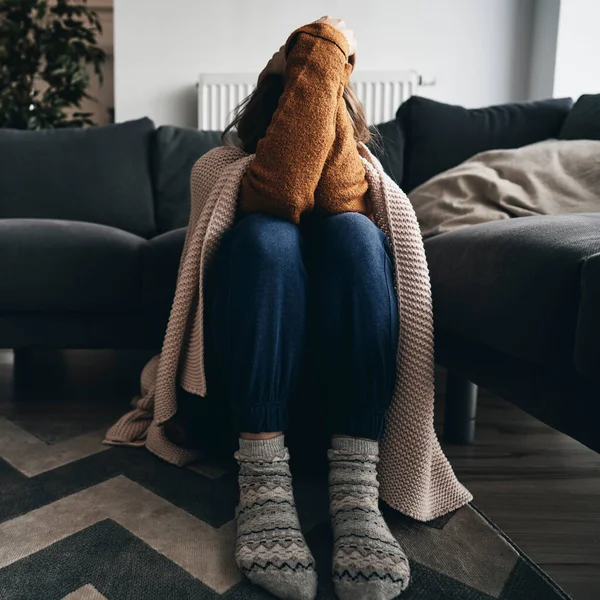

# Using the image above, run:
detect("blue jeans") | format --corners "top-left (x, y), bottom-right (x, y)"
top-left (204, 212), bottom-right (399, 440)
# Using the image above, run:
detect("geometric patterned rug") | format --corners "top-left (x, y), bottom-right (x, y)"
top-left (0, 413), bottom-right (572, 600)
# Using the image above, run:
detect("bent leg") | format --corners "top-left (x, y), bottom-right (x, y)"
top-left (206, 212), bottom-right (307, 434)
top-left (306, 212), bottom-right (399, 440)
top-left (306, 213), bottom-right (409, 599)
top-left (206, 213), bottom-right (317, 600)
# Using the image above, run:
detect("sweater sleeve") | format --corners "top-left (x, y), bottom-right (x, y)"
top-left (314, 91), bottom-right (370, 216)
top-left (239, 23), bottom-right (353, 224)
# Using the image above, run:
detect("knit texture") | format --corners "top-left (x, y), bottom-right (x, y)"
top-left (235, 436), bottom-right (317, 600)
top-left (329, 437), bottom-right (410, 599)
top-left (240, 22), bottom-right (368, 223)
top-left (105, 144), bottom-right (473, 522)
top-left (315, 68), bottom-right (370, 217)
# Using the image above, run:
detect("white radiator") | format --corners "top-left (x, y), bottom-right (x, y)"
top-left (197, 70), bottom-right (422, 130)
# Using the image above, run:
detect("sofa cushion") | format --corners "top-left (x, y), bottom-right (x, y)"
top-left (559, 94), bottom-right (600, 141)
top-left (575, 252), bottom-right (600, 383)
top-left (0, 219), bottom-right (145, 312)
top-left (398, 96), bottom-right (573, 192)
top-left (153, 127), bottom-right (223, 232)
top-left (0, 314), bottom-right (147, 350)
top-left (0, 118), bottom-right (156, 238)
top-left (425, 214), bottom-right (600, 372)
top-left (143, 227), bottom-right (187, 339)
top-left (369, 119), bottom-right (404, 185)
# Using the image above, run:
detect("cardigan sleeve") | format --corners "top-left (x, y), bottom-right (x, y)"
top-left (239, 23), bottom-right (353, 224)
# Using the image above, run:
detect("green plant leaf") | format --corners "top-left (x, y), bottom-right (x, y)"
top-left (0, 0), bottom-right (107, 129)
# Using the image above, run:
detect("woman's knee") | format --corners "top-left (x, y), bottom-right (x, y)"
top-left (230, 213), bottom-right (303, 267)
top-left (315, 213), bottom-right (387, 263)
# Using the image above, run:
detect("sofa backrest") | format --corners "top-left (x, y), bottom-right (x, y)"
top-left (559, 94), bottom-right (600, 141)
top-left (146, 97), bottom-right (580, 235)
top-left (0, 118), bottom-right (156, 238)
top-left (369, 119), bottom-right (404, 186)
top-left (152, 126), bottom-right (223, 233)
top-left (396, 96), bottom-right (574, 192)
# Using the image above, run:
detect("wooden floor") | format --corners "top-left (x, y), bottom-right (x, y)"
top-left (436, 375), bottom-right (600, 600)
top-left (1, 350), bottom-right (598, 599)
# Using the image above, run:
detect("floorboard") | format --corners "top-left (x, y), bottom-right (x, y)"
top-left (436, 372), bottom-right (600, 600)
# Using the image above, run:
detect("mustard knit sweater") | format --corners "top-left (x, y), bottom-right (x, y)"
top-left (239, 22), bottom-right (369, 224)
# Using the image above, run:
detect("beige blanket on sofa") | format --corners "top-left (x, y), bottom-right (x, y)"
top-left (409, 140), bottom-right (600, 238)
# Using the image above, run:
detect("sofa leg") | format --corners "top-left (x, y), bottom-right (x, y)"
top-left (444, 371), bottom-right (478, 444)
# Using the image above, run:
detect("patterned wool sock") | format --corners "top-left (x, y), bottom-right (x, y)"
top-left (234, 435), bottom-right (318, 600)
top-left (329, 437), bottom-right (410, 599)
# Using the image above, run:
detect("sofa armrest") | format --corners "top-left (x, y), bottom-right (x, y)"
top-left (425, 213), bottom-right (600, 372)
top-left (575, 251), bottom-right (600, 383)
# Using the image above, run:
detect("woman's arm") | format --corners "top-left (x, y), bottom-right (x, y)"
top-left (240, 22), bottom-right (353, 224)
top-left (315, 91), bottom-right (370, 216)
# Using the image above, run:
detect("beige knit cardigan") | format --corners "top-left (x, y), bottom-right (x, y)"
top-left (105, 144), bottom-right (472, 522)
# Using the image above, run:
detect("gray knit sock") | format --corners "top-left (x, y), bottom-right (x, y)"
top-left (329, 437), bottom-right (410, 599)
top-left (234, 435), bottom-right (317, 600)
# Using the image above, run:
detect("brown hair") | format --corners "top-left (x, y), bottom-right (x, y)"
top-left (222, 74), bottom-right (372, 154)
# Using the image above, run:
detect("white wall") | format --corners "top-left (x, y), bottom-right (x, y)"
top-left (115, 0), bottom-right (534, 127)
top-left (528, 0), bottom-right (561, 99)
top-left (553, 0), bottom-right (600, 100)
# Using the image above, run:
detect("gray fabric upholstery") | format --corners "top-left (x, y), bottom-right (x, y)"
top-left (0, 219), bottom-right (145, 313)
top-left (0, 314), bottom-right (147, 349)
top-left (398, 96), bottom-right (573, 192)
top-left (576, 252), bottom-right (600, 383)
top-left (0, 119), bottom-right (156, 238)
top-left (143, 227), bottom-right (187, 341)
top-left (369, 119), bottom-right (404, 185)
top-left (152, 127), bottom-right (223, 232)
top-left (425, 214), bottom-right (600, 373)
top-left (435, 331), bottom-right (600, 453)
top-left (559, 94), bottom-right (600, 141)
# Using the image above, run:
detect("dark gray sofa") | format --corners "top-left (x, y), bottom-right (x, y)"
top-left (0, 118), bottom-right (219, 350)
top-left (429, 214), bottom-right (600, 453)
top-left (1, 96), bottom-right (598, 454)
top-left (392, 95), bottom-right (600, 453)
